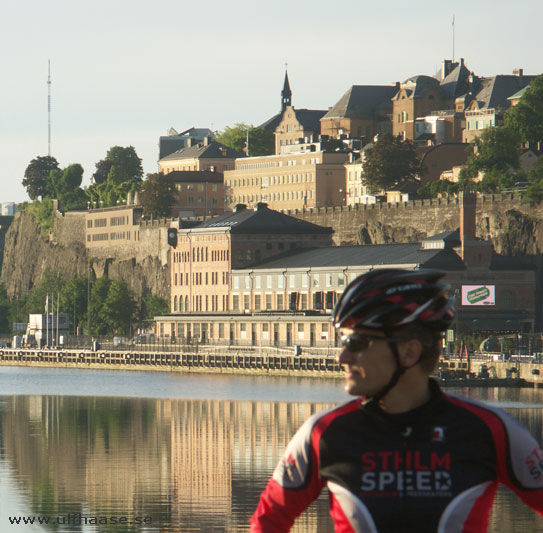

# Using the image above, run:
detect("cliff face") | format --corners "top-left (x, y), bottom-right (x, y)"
top-left (2, 194), bottom-right (542, 303)
top-left (1, 211), bottom-right (88, 298)
top-left (1, 210), bottom-right (170, 302)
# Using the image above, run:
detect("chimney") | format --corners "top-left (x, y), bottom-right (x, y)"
top-left (235, 204), bottom-right (247, 213)
top-left (255, 202), bottom-right (268, 211)
top-left (513, 68), bottom-right (524, 77)
top-left (186, 138), bottom-right (192, 148)
top-left (203, 136), bottom-right (209, 146)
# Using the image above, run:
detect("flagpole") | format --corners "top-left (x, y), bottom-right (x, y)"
top-left (452, 15), bottom-right (455, 63)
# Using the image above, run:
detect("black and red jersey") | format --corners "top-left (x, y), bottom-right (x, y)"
top-left (251, 380), bottom-right (543, 532)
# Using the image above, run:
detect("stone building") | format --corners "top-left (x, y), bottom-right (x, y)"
top-left (166, 170), bottom-right (224, 217)
top-left (168, 202), bottom-right (333, 317)
top-left (224, 148), bottom-right (349, 211)
top-left (158, 137), bottom-right (244, 175)
top-left (320, 84), bottom-right (399, 140)
top-left (156, 194), bottom-right (537, 345)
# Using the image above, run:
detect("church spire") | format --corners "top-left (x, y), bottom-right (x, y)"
top-left (281, 70), bottom-right (292, 111)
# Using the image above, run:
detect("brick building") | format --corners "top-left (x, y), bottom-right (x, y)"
top-left (157, 194), bottom-right (537, 345)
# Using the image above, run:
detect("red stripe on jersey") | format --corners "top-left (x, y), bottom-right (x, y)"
top-left (329, 493), bottom-right (357, 533)
top-left (462, 481), bottom-right (497, 532)
top-left (444, 395), bottom-right (508, 482)
top-left (311, 399), bottom-right (363, 464)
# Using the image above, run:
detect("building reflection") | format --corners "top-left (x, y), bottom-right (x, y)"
top-left (0, 393), bottom-right (540, 532)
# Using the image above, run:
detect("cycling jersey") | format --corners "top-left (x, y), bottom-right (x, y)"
top-left (250, 380), bottom-right (543, 532)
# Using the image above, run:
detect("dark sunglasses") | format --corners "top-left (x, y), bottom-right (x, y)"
top-left (340, 333), bottom-right (407, 352)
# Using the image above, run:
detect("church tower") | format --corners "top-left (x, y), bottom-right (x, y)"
top-left (281, 71), bottom-right (292, 111)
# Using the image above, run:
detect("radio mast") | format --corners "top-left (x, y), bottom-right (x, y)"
top-left (47, 60), bottom-right (52, 156)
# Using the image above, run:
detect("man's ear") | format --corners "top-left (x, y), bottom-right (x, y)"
top-left (399, 338), bottom-right (424, 368)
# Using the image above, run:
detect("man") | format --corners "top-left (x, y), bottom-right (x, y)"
top-left (250, 269), bottom-right (543, 532)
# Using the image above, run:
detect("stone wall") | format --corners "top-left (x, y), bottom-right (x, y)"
top-left (285, 193), bottom-right (543, 255)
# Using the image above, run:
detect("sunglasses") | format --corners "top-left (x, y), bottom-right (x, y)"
top-left (340, 333), bottom-right (407, 352)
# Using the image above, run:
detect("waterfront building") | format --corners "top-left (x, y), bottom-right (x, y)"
top-left (156, 194), bottom-right (537, 345)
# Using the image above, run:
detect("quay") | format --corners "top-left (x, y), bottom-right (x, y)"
top-left (1, 347), bottom-right (543, 387)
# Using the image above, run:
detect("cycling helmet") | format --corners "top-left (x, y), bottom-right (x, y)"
top-left (333, 268), bottom-right (455, 332)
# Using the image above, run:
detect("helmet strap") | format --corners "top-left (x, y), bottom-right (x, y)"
top-left (372, 340), bottom-right (407, 404)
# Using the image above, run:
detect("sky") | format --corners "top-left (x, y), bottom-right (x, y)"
top-left (1, 0), bottom-right (542, 204)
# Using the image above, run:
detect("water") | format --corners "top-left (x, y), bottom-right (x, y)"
top-left (0, 366), bottom-right (541, 532)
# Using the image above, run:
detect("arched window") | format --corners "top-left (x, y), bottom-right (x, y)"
top-left (173, 295), bottom-right (178, 312)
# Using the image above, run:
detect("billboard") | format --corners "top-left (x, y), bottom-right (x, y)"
top-left (461, 285), bottom-right (495, 306)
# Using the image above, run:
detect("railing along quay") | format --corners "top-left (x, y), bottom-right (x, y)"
top-left (0, 347), bottom-right (342, 376)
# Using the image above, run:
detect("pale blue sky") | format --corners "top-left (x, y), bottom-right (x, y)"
top-left (1, 0), bottom-right (542, 203)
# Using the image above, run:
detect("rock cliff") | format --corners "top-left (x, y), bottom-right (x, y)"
top-left (1, 210), bottom-right (170, 302)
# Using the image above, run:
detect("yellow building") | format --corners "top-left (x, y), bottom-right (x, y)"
top-left (224, 148), bottom-right (349, 211)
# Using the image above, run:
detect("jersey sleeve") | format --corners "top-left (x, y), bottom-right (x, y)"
top-left (494, 408), bottom-right (543, 514)
top-left (249, 412), bottom-right (326, 532)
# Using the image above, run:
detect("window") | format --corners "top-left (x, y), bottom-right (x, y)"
top-left (233, 295), bottom-right (239, 310)
top-left (301, 293), bottom-right (308, 309)
top-left (255, 295), bottom-right (261, 310)
top-left (265, 294), bottom-right (272, 310)
top-left (277, 294), bottom-right (284, 310)
top-left (244, 294), bottom-right (250, 310)
top-left (278, 274), bottom-right (285, 289)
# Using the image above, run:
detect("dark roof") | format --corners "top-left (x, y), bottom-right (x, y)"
top-left (165, 170), bottom-right (223, 184)
top-left (439, 61), bottom-right (471, 99)
top-left (196, 204), bottom-right (332, 235)
top-left (158, 128), bottom-right (214, 159)
top-left (249, 243), bottom-right (465, 271)
top-left (323, 85), bottom-right (398, 119)
top-left (394, 75), bottom-right (440, 99)
top-left (159, 141), bottom-right (244, 162)
top-left (470, 75), bottom-right (537, 110)
top-left (292, 109), bottom-right (327, 133)
top-left (259, 112), bottom-right (283, 132)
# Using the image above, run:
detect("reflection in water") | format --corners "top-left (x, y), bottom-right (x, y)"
top-left (0, 390), bottom-right (541, 532)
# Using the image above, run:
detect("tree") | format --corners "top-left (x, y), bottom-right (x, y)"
top-left (140, 173), bottom-right (176, 217)
top-left (47, 164), bottom-right (87, 210)
top-left (0, 282), bottom-right (11, 333)
top-left (216, 123), bottom-right (274, 156)
top-left (22, 156), bottom-right (60, 200)
top-left (458, 127), bottom-right (521, 192)
top-left (101, 281), bottom-right (135, 334)
top-left (92, 159), bottom-right (113, 185)
top-left (362, 134), bottom-right (419, 191)
top-left (523, 156), bottom-right (543, 205)
top-left (87, 146), bottom-right (143, 207)
top-left (59, 276), bottom-right (88, 334)
top-left (88, 276), bottom-right (111, 335)
top-left (142, 294), bottom-right (169, 320)
top-left (505, 75), bottom-right (543, 147)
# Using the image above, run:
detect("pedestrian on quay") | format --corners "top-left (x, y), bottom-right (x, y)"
top-left (251, 269), bottom-right (543, 532)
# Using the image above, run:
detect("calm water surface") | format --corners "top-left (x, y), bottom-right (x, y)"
top-left (0, 366), bottom-right (541, 532)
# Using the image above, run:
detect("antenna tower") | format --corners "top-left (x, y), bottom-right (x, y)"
top-left (47, 60), bottom-right (52, 156)
top-left (452, 16), bottom-right (455, 63)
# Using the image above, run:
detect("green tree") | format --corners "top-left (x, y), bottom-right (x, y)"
top-left (142, 294), bottom-right (169, 320)
top-left (48, 164), bottom-right (87, 211)
top-left (140, 173), bottom-right (176, 217)
top-left (0, 282), bottom-right (11, 333)
top-left (216, 123), bottom-right (274, 156)
top-left (101, 281), bottom-right (135, 334)
top-left (523, 156), bottom-right (543, 205)
top-left (505, 75), bottom-right (543, 147)
top-left (86, 146), bottom-right (143, 207)
top-left (362, 134), bottom-right (419, 191)
top-left (88, 276), bottom-right (111, 335)
top-left (92, 159), bottom-right (113, 185)
top-left (59, 276), bottom-right (88, 334)
top-left (22, 156), bottom-right (60, 200)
